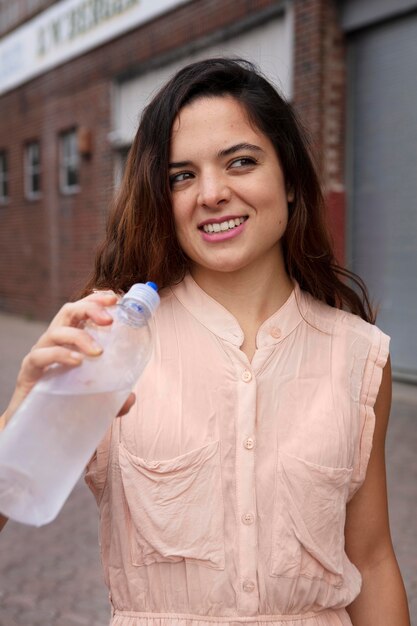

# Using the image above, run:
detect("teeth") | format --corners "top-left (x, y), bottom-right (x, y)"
top-left (202, 217), bottom-right (246, 234)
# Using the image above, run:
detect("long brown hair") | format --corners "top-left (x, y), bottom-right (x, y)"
top-left (82, 58), bottom-right (374, 323)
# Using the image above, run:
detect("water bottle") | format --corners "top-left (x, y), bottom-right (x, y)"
top-left (0, 282), bottom-right (160, 527)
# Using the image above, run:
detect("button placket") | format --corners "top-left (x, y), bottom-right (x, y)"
top-left (235, 363), bottom-right (258, 612)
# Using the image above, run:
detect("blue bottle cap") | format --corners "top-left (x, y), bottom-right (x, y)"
top-left (146, 281), bottom-right (158, 292)
top-left (123, 282), bottom-right (160, 317)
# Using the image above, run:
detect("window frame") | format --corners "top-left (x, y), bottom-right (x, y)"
top-left (114, 145), bottom-right (130, 189)
top-left (0, 150), bottom-right (9, 204)
top-left (59, 129), bottom-right (80, 195)
top-left (24, 141), bottom-right (42, 200)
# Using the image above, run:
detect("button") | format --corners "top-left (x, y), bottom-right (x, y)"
top-left (243, 437), bottom-right (255, 450)
top-left (242, 579), bottom-right (256, 593)
top-left (270, 327), bottom-right (282, 339)
top-left (241, 512), bottom-right (254, 525)
top-left (241, 369), bottom-right (252, 382)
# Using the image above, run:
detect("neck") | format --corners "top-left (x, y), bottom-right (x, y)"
top-left (190, 256), bottom-right (293, 327)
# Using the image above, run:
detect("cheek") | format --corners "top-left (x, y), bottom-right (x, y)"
top-left (171, 202), bottom-right (186, 239)
top-left (172, 202), bottom-right (193, 252)
top-left (172, 192), bottom-right (192, 223)
top-left (267, 199), bottom-right (289, 237)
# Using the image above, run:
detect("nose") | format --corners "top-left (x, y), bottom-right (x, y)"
top-left (197, 171), bottom-right (231, 209)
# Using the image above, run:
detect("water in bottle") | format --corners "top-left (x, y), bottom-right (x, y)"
top-left (0, 282), bottom-right (160, 526)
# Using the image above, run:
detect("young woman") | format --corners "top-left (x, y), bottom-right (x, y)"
top-left (0, 58), bottom-right (410, 625)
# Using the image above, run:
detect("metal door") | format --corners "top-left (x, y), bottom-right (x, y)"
top-left (347, 13), bottom-right (417, 380)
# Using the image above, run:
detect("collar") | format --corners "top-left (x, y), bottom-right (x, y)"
top-left (170, 273), bottom-right (309, 348)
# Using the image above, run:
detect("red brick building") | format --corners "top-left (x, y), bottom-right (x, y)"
top-left (1, 0), bottom-right (416, 379)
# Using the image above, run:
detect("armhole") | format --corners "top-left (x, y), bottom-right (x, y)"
top-left (84, 421), bottom-right (114, 506)
top-left (348, 325), bottom-right (390, 500)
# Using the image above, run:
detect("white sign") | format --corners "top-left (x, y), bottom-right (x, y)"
top-left (0, 0), bottom-right (192, 96)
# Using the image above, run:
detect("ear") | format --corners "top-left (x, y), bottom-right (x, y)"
top-left (287, 188), bottom-right (295, 203)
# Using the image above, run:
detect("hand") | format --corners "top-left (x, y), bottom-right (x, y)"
top-left (1, 291), bottom-right (136, 428)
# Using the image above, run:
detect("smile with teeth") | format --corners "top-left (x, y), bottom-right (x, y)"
top-left (201, 216), bottom-right (248, 233)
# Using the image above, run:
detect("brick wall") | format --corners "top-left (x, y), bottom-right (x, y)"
top-left (0, 0), bottom-right (347, 319)
top-left (0, 79), bottom-right (112, 319)
top-left (293, 0), bottom-right (347, 263)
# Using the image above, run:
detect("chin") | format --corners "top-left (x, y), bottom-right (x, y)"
top-left (202, 261), bottom-right (249, 274)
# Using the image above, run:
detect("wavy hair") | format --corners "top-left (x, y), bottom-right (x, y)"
top-left (81, 57), bottom-right (374, 322)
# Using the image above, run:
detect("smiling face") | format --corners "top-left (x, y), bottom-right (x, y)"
top-left (169, 96), bottom-right (293, 282)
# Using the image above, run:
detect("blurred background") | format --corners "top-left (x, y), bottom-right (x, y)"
top-left (0, 0), bottom-right (416, 624)
top-left (0, 0), bottom-right (417, 380)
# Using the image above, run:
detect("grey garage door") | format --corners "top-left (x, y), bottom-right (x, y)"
top-left (347, 13), bottom-right (417, 381)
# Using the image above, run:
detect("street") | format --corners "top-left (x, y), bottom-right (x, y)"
top-left (0, 311), bottom-right (416, 625)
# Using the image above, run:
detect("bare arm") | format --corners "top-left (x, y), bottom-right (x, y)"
top-left (345, 356), bottom-right (410, 625)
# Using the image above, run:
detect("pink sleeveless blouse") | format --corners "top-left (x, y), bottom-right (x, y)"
top-left (86, 274), bottom-right (389, 626)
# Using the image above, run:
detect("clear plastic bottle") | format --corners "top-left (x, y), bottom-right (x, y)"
top-left (0, 282), bottom-right (160, 526)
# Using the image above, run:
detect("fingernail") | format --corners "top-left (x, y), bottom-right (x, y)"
top-left (70, 351), bottom-right (83, 362)
top-left (102, 310), bottom-right (113, 320)
top-left (89, 341), bottom-right (103, 355)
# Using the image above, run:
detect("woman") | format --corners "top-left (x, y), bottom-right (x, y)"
top-left (0, 58), bottom-right (410, 625)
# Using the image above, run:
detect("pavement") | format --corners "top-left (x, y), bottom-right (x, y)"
top-left (0, 311), bottom-right (416, 625)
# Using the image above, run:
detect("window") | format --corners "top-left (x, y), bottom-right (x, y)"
top-left (0, 151), bottom-right (9, 203)
top-left (114, 146), bottom-right (130, 188)
top-left (25, 141), bottom-right (42, 199)
top-left (59, 129), bottom-right (79, 194)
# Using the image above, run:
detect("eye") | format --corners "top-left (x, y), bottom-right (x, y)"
top-left (229, 157), bottom-right (257, 169)
top-left (169, 171), bottom-right (194, 187)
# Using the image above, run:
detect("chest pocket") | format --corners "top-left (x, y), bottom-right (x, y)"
top-left (119, 440), bottom-right (225, 570)
top-left (270, 451), bottom-right (352, 587)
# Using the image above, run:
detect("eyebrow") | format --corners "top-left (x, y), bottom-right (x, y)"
top-left (218, 142), bottom-right (264, 158)
top-left (169, 142), bottom-right (264, 169)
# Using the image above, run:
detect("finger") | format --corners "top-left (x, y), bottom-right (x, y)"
top-left (33, 326), bottom-right (104, 357)
top-left (90, 289), bottom-right (118, 298)
top-left (6, 348), bottom-right (84, 421)
top-left (84, 291), bottom-right (119, 305)
top-left (19, 347), bottom-right (84, 386)
top-left (48, 299), bottom-right (117, 333)
top-left (117, 393), bottom-right (136, 417)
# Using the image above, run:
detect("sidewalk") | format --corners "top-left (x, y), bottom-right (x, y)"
top-left (0, 311), bottom-right (416, 625)
top-left (0, 313), bottom-right (110, 626)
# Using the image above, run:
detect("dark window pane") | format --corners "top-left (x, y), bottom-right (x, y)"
top-left (0, 154), bottom-right (6, 174)
top-left (0, 152), bottom-right (8, 199)
top-left (32, 172), bottom-right (41, 193)
top-left (67, 165), bottom-right (78, 187)
top-left (60, 131), bottom-right (79, 192)
top-left (32, 146), bottom-right (40, 167)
